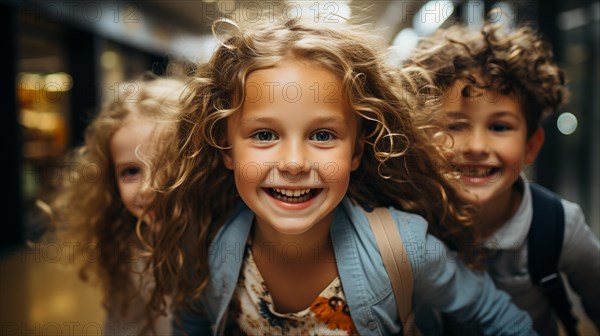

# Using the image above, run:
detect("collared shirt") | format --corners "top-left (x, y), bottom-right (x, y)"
top-left (483, 178), bottom-right (532, 250)
top-left (444, 176), bottom-right (600, 335)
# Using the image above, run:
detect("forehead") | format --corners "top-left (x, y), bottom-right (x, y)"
top-left (442, 79), bottom-right (523, 113)
top-left (244, 60), bottom-right (340, 94)
top-left (110, 116), bottom-right (160, 159)
top-left (238, 60), bottom-right (351, 116)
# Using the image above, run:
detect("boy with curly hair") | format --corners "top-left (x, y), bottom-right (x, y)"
top-left (405, 23), bottom-right (600, 335)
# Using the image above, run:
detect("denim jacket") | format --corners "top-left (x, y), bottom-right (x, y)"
top-left (177, 197), bottom-right (534, 335)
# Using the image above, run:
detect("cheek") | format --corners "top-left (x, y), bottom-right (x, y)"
top-left (229, 146), bottom-right (258, 165)
top-left (507, 150), bottom-right (528, 169)
top-left (317, 163), bottom-right (339, 184)
top-left (315, 154), bottom-right (353, 184)
top-left (117, 181), bottom-right (137, 205)
top-left (233, 161), bottom-right (271, 185)
top-left (444, 132), bottom-right (464, 149)
top-left (442, 134), bottom-right (466, 161)
top-left (440, 144), bottom-right (457, 162)
top-left (230, 147), bottom-right (279, 181)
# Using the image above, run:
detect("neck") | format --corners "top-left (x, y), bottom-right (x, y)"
top-left (479, 184), bottom-right (523, 239)
top-left (249, 215), bottom-right (339, 314)
top-left (251, 218), bottom-right (335, 266)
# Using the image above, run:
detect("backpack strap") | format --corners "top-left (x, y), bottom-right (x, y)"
top-left (528, 183), bottom-right (579, 336)
top-left (363, 207), bottom-right (418, 336)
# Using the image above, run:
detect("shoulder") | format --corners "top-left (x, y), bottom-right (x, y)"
top-left (559, 197), bottom-right (597, 253)
top-left (529, 187), bottom-right (600, 269)
top-left (560, 197), bottom-right (586, 226)
top-left (528, 182), bottom-right (587, 234)
top-left (387, 205), bottom-right (430, 245)
top-left (341, 198), bottom-right (430, 246)
top-left (341, 198), bottom-right (448, 274)
top-left (556, 196), bottom-right (600, 296)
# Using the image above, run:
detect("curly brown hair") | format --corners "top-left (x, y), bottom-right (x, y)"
top-left (404, 22), bottom-right (569, 137)
top-left (147, 17), bottom-right (481, 313)
top-left (47, 77), bottom-right (185, 331)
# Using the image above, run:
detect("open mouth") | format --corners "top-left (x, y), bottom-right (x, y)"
top-left (456, 165), bottom-right (502, 184)
top-left (264, 187), bottom-right (322, 203)
top-left (459, 166), bottom-right (500, 178)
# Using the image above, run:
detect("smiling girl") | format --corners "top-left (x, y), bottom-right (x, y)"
top-left (147, 18), bottom-right (535, 335)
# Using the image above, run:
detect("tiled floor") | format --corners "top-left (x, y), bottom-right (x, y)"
top-left (1, 246), bottom-right (598, 335)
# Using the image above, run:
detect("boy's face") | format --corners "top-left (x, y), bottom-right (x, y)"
top-left (110, 115), bottom-right (159, 222)
top-left (223, 60), bottom-right (363, 237)
top-left (441, 80), bottom-right (543, 207)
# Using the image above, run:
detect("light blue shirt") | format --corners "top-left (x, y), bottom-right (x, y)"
top-left (177, 197), bottom-right (534, 335)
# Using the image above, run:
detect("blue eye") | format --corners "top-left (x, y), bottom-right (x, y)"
top-left (252, 131), bottom-right (278, 142)
top-left (252, 131), bottom-right (277, 141)
top-left (310, 131), bottom-right (334, 142)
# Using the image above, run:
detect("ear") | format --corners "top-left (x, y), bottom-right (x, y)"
top-left (350, 137), bottom-right (365, 171)
top-left (524, 127), bottom-right (545, 165)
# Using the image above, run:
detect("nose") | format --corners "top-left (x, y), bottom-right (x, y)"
top-left (278, 139), bottom-right (311, 175)
top-left (462, 128), bottom-right (489, 157)
top-left (136, 174), bottom-right (155, 206)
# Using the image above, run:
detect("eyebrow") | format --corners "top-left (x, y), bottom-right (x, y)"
top-left (239, 115), bottom-right (349, 126)
top-left (444, 111), bottom-right (519, 119)
top-left (490, 111), bottom-right (520, 119)
top-left (444, 111), bottom-right (466, 117)
top-left (113, 161), bottom-right (141, 171)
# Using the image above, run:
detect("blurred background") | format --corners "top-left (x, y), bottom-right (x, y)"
top-left (1, 0), bottom-right (598, 335)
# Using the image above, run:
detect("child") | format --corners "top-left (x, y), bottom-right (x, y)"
top-left (49, 77), bottom-right (185, 335)
top-left (147, 18), bottom-right (535, 335)
top-left (405, 22), bottom-right (600, 335)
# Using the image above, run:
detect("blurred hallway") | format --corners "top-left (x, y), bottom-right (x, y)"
top-left (1, 247), bottom-right (105, 336)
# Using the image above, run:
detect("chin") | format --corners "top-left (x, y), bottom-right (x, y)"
top-left (271, 223), bottom-right (315, 236)
top-left (456, 189), bottom-right (486, 205)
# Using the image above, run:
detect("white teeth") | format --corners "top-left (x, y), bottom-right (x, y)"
top-left (273, 188), bottom-right (310, 197)
top-left (462, 167), bottom-right (495, 177)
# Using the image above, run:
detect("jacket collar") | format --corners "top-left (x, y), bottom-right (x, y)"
top-left (206, 197), bottom-right (382, 334)
top-left (331, 198), bottom-right (381, 333)
top-left (205, 202), bottom-right (253, 325)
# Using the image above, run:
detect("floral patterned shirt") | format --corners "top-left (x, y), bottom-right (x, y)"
top-left (227, 245), bottom-right (357, 335)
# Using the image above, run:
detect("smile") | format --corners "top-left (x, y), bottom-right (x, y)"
top-left (459, 166), bottom-right (500, 178)
top-left (264, 188), bottom-right (322, 203)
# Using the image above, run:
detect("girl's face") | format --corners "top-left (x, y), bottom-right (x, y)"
top-left (110, 115), bottom-right (160, 221)
top-left (223, 60), bottom-right (363, 236)
top-left (441, 79), bottom-right (543, 207)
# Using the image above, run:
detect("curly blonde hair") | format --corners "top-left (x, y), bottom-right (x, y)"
top-left (48, 77), bottom-right (185, 325)
top-left (148, 18), bottom-right (481, 313)
top-left (404, 22), bottom-right (569, 137)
